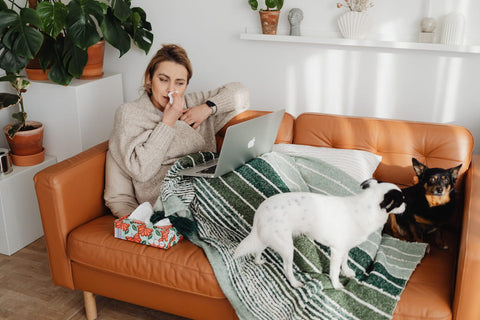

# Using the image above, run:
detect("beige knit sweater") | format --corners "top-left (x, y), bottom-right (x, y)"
top-left (105, 82), bottom-right (250, 217)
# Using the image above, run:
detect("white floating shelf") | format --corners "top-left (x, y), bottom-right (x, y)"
top-left (240, 33), bottom-right (480, 55)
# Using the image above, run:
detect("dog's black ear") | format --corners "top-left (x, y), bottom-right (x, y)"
top-left (380, 190), bottom-right (405, 213)
top-left (361, 178), bottom-right (377, 190)
top-left (412, 158), bottom-right (427, 178)
top-left (449, 163), bottom-right (462, 184)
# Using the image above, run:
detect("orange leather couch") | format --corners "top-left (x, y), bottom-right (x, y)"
top-left (34, 111), bottom-right (479, 320)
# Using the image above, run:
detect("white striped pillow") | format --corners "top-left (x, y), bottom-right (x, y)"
top-left (272, 144), bottom-right (382, 183)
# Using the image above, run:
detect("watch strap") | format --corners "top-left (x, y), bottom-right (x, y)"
top-left (206, 100), bottom-right (217, 115)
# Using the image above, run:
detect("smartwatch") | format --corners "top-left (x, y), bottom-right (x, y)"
top-left (206, 100), bottom-right (217, 115)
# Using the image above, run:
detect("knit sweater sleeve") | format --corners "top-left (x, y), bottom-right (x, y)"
top-left (184, 82), bottom-right (250, 130)
top-left (109, 96), bottom-right (176, 183)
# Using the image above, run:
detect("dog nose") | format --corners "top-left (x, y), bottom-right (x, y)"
top-left (436, 186), bottom-right (444, 194)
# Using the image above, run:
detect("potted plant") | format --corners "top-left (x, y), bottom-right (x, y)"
top-left (0, 0), bottom-right (154, 85)
top-left (248, 0), bottom-right (284, 35)
top-left (0, 74), bottom-right (45, 166)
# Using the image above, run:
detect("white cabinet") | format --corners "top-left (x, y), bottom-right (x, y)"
top-left (0, 156), bottom-right (56, 255)
top-left (23, 73), bottom-right (124, 161)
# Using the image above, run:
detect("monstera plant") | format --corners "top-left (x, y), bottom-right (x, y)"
top-left (0, 0), bottom-right (154, 85)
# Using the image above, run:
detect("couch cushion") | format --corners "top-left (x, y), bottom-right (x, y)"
top-left (68, 215), bottom-right (225, 299)
top-left (393, 233), bottom-right (458, 320)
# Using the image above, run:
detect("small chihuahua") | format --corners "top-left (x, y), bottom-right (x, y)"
top-left (234, 179), bottom-right (405, 289)
top-left (386, 158), bottom-right (462, 250)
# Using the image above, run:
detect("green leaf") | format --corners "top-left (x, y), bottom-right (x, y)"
top-left (0, 42), bottom-right (29, 73)
top-left (0, 0), bottom-right (8, 11)
top-left (127, 7), bottom-right (153, 54)
top-left (265, 0), bottom-right (278, 10)
top-left (112, 0), bottom-right (132, 22)
top-left (101, 7), bottom-right (130, 57)
top-left (132, 26), bottom-right (153, 55)
top-left (46, 37), bottom-right (74, 85)
top-left (248, 0), bottom-right (258, 10)
top-left (66, 0), bottom-right (103, 49)
top-left (38, 35), bottom-right (56, 71)
top-left (11, 77), bottom-right (30, 92)
top-left (12, 111), bottom-right (27, 123)
top-left (277, 0), bottom-right (284, 10)
top-left (0, 74), bottom-right (23, 83)
top-left (64, 41), bottom-right (88, 78)
top-left (0, 93), bottom-right (20, 110)
top-left (7, 122), bottom-right (23, 138)
top-left (37, 1), bottom-right (68, 39)
top-left (0, 10), bottom-right (18, 32)
top-left (0, 8), bottom-right (43, 60)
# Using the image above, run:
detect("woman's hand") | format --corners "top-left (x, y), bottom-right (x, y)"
top-left (162, 91), bottom-right (184, 127)
top-left (180, 104), bottom-right (213, 129)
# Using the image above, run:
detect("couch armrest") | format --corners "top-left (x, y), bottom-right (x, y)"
top-left (453, 154), bottom-right (480, 319)
top-left (34, 141), bottom-right (109, 289)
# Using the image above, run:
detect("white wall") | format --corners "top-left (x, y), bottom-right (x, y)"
top-left (2, 0), bottom-right (479, 153)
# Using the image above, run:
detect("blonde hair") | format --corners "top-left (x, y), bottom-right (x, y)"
top-left (143, 44), bottom-right (193, 95)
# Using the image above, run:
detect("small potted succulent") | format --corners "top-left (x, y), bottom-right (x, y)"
top-left (0, 74), bottom-right (45, 166)
top-left (248, 0), bottom-right (284, 35)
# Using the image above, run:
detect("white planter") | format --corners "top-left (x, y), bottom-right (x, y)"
top-left (337, 11), bottom-right (372, 40)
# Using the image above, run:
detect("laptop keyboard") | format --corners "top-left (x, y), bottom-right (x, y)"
top-left (200, 165), bottom-right (217, 174)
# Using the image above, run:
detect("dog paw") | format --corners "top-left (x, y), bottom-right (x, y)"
top-left (439, 243), bottom-right (449, 250)
top-left (425, 244), bottom-right (431, 255)
top-left (342, 267), bottom-right (356, 278)
top-left (290, 280), bottom-right (304, 288)
top-left (332, 281), bottom-right (344, 290)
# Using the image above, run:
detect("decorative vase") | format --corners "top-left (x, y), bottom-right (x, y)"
top-left (3, 121), bottom-right (45, 166)
top-left (259, 10), bottom-right (281, 35)
top-left (337, 11), bottom-right (373, 40)
top-left (440, 12), bottom-right (465, 45)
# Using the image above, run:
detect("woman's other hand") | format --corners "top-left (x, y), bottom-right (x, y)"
top-left (181, 104), bottom-right (213, 129)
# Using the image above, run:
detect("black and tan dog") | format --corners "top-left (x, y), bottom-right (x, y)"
top-left (386, 158), bottom-right (462, 250)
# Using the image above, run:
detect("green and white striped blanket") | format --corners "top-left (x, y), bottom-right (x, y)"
top-left (156, 151), bottom-right (427, 320)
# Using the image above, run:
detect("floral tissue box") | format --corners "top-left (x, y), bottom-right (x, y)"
top-left (114, 216), bottom-right (183, 249)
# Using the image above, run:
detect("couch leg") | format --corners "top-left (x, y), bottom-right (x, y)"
top-left (83, 291), bottom-right (98, 320)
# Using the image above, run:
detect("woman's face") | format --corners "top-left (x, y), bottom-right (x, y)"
top-left (148, 60), bottom-right (188, 111)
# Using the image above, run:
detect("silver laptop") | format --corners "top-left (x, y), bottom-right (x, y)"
top-left (179, 109), bottom-right (285, 178)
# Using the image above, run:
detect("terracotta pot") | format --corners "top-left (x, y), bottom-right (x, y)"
top-left (25, 49), bottom-right (50, 80)
top-left (3, 121), bottom-right (44, 156)
top-left (25, 67), bottom-right (49, 81)
top-left (10, 148), bottom-right (45, 166)
top-left (80, 39), bottom-right (105, 79)
top-left (26, 39), bottom-right (105, 81)
top-left (259, 10), bottom-right (280, 35)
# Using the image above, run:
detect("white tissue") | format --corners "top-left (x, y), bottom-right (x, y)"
top-left (128, 202), bottom-right (154, 224)
top-left (153, 218), bottom-right (172, 227)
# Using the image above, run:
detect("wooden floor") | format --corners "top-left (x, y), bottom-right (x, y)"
top-left (0, 237), bottom-right (190, 320)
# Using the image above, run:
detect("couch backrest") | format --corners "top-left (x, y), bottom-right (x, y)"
top-left (293, 113), bottom-right (474, 189)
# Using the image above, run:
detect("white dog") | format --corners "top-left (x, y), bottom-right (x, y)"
top-left (234, 179), bottom-right (406, 289)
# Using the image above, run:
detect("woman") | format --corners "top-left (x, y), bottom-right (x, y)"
top-left (105, 44), bottom-right (250, 217)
